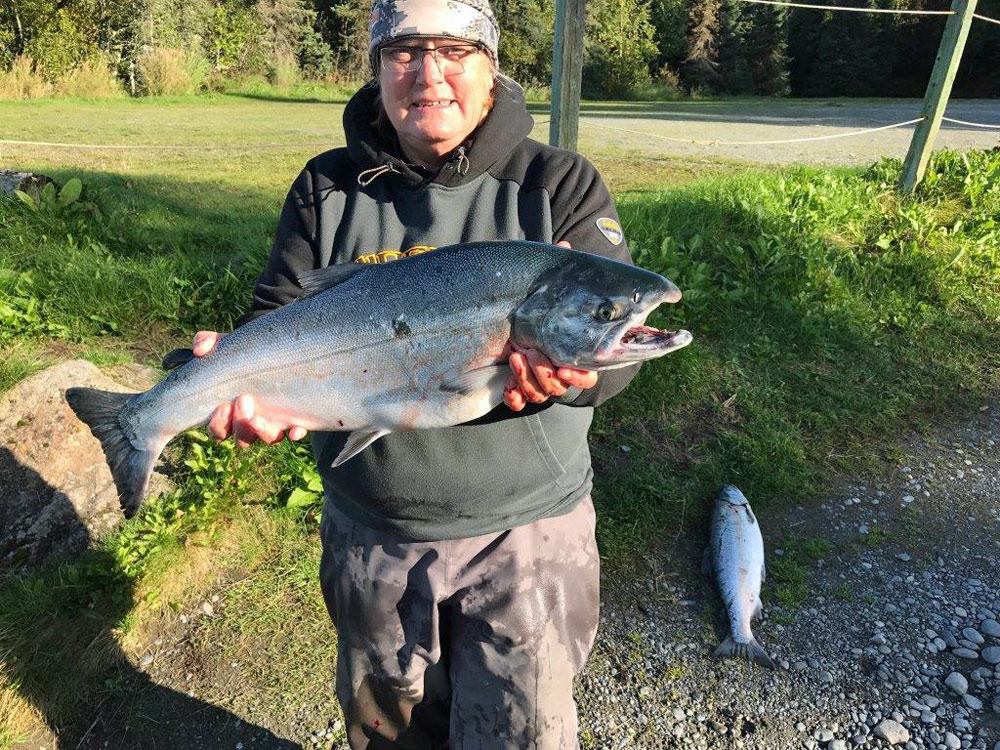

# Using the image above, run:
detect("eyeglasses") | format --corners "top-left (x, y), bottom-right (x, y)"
top-left (379, 44), bottom-right (483, 76)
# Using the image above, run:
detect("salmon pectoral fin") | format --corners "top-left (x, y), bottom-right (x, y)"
top-left (713, 635), bottom-right (775, 670)
top-left (439, 365), bottom-right (509, 397)
top-left (331, 428), bottom-right (391, 467)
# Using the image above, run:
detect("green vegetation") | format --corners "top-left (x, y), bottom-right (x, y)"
top-left (863, 524), bottom-right (890, 547)
top-left (767, 537), bottom-right (835, 607)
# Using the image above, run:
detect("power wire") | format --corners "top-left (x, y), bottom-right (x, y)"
top-left (732, 0), bottom-right (953, 15)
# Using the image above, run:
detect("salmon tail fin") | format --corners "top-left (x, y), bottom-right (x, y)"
top-left (713, 636), bottom-right (776, 670)
top-left (65, 387), bottom-right (156, 519)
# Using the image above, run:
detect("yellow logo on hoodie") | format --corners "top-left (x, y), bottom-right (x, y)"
top-left (356, 245), bottom-right (437, 264)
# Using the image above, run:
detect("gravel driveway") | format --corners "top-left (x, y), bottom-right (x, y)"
top-left (557, 99), bottom-right (1000, 166)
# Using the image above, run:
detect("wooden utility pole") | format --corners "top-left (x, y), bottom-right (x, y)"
top-left (899, 0), bottom-right (979, 194)
top-left (550, 0), bottom-right (587, 151)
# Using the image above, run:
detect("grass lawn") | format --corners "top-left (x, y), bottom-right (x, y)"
top-left (1, 94), bottom-right (998, 746)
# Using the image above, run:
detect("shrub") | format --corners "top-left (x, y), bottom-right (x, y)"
top-left (267, 53), bottom-right (300, 90)
top-left (0, 56), bottom-right (52, 100)
top-left (53, 57), bottom-right (125, 99)
top-left (136, 48), bottom-right (209, 96)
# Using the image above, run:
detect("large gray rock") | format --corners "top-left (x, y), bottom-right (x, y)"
top-left (0, 360), bottom-right (163, 574)
top-left (0, 170), bottom-right (55, 198)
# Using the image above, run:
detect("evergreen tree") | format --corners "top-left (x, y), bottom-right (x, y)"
top-left (312, 0), bottom-right (369, 78)
top-left (803, 3), bottom-right (881, 96)
top-left (682, 0), bottom-right (721, 92)
top-left (650, 0), bottom-right (689, 70)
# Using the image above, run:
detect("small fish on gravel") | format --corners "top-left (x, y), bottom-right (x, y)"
top-left (703, 485), bottom-right (775, 669)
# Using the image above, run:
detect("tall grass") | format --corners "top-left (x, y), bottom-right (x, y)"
top-left (0, 55), bottom-right (124, 100)
top-left (53, 57), bottom-right (125, 99)
top-left (0, 148), bottom-right (997, 740)
top-left (136, 48), bottom-right (210, 96)
top-left (0, 56), bottom-right (51, 100)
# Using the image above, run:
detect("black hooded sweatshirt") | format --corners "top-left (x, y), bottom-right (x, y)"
top-left (240, 81), bottom-right (640, 540)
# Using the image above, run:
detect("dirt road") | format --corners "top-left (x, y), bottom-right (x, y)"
top-left (555, 99), bottom-right (1000, 166)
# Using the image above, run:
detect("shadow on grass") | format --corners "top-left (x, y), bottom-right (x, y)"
top-left (222, 92), bottom-right (353, 106)
top-left (0, 447), bottom-right (301, 749)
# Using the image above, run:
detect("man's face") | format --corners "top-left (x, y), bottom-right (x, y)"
top-left (378, 36), bottom-right (494, 159)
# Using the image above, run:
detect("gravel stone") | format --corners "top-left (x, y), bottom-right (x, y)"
top-left (963, 694), bottom-right (983, 710)
top-left (946, 672), bottom-right (969, 696)
top-left (982, 646), bottom-right (1000, 664)
top-left (874, 719), bottom-right (910, 745)
top-left (963, 628), bottom-right (985, 645)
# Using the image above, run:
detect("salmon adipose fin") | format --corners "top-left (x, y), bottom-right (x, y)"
top-left (713, 636), bottom-right (776, 670)
top-left (65, 387), bottom-right (158, 519)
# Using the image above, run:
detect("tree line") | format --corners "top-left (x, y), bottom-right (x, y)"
top-left (1, 0), bottom-right (997, 98)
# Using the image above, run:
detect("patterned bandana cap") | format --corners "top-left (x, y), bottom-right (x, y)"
top-left (369, 0), bottom-right (500, 68)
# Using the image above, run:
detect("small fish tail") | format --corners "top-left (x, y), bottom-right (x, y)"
top-left (65, 387), bottom-right (157, 519)
top-left (713, 635), bottom-right (775, 670)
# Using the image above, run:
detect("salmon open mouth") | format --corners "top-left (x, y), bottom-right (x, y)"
top-left (616, 325), bottom-right (692, 356)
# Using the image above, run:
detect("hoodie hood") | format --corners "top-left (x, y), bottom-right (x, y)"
top-left (343, 78), bottom-right (535, 188)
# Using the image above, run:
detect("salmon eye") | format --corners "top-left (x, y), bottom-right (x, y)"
top-left (632, 291), bottom-right (641, 303)
top-left (596, 302), bottom-right (618, 322)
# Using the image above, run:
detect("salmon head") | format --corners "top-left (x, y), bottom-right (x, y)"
top-left (510, 249), bottom-right (692, 370)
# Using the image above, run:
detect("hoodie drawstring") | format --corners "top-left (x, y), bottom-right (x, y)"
top-left (448, 146), bottom-right (470, 176)
top-left (357, 163), bottom-right (396, 186)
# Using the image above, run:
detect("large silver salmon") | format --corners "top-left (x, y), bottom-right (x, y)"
top-left (67, 241), bottom-right (692, 518)
top-left (705, 485), bottom-right (775, 669)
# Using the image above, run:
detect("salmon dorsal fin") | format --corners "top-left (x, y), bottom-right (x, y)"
top-left (296, 263), bottom-right (366, 297)
top-left (162, 347), bottom-right (195, 370)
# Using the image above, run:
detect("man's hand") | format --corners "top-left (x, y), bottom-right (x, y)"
top-left (502, 240), bottom-right (599, 412)
top-left (193, 330), bottom-right (308, 447)
top-left (503, 347), bottom-right (598, 412)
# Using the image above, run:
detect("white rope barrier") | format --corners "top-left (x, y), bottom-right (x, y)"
top-left (942, 115), bottom-right (1000, 129)
top-left (972, 12), bottom-right (1000, 25)
top-left (579, 116), bottom-right (925, 147)
top-left (0, 139), bottom-right (331, 150)
top-left (732, 0), bottom-right (953, 15)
